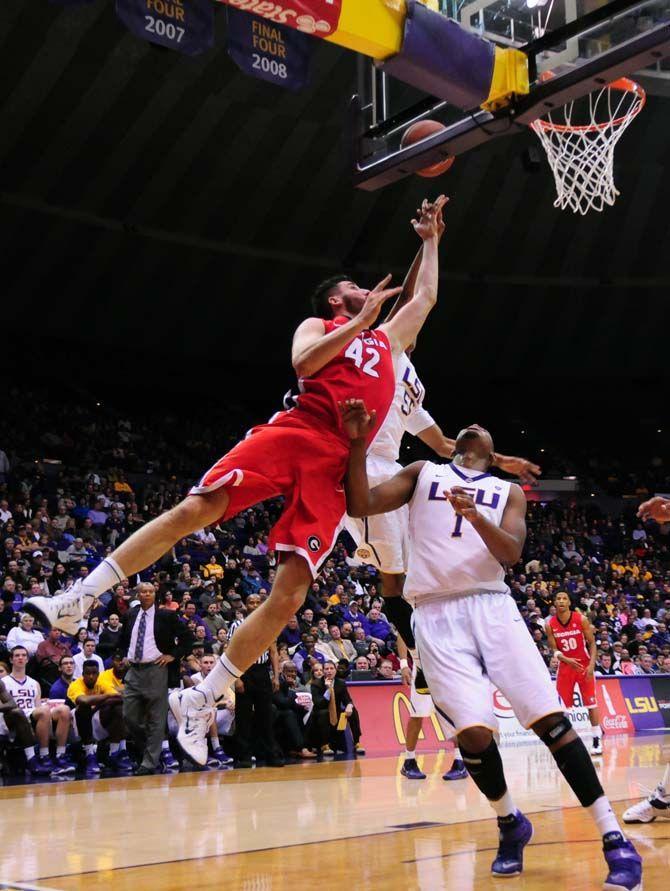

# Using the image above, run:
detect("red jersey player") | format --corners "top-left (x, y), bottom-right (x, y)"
top-left (546, 591), bottom-right (602, 755)
top-left (26, 195), bottom-right (447, 766)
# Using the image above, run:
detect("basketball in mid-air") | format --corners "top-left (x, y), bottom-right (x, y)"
top-left (400, 120), bottom-right (455, 179)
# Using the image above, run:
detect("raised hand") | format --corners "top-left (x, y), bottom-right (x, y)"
top-left (638, 496), bottom-right (670, 523)
top-left (355, 274), bottom-right (403, 329)
top-left (444, 486), bottom-right (478, 523)
top-left (412, 194), bottom-right (449, 242)
top-left (338, 398), bottom-right (377, 442)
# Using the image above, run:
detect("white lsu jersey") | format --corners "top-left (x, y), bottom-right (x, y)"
top-left (369, 353), bottom-right (435, 462)
top-left (405, 462), bottom-right (512, 603)
top-left (1, 675), bottom-right (41, 716)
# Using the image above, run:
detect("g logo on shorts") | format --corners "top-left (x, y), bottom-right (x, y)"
top-left (307, 536), bottom-right (321, 552)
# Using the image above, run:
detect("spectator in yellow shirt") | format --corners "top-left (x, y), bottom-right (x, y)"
top-left (67, 660), bottom-right (131, 777)
top-left (202, 555), bottom-right (224, 581)
top-left (98, 652), bottom-right (128, 695)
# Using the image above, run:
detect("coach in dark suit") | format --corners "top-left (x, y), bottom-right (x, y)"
top-left (311, 660), bottom-right (362, 754)
top-left (120, 582), bottom-right (190, 774)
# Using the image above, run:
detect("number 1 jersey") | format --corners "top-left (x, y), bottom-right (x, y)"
top-left (290, 316), bottom-right (396, 447)
top-left (405, 462), bottom-right (512, 603)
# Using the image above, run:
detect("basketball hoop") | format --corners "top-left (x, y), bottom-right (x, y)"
top-left (529, 77), bottom-right (646, 215)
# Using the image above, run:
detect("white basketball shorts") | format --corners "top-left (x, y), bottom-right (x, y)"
top-left (409, 660), bottom-right (434, 719)
top-left (351, 455), bottom-right (408, 574)
top-left (413, 591), bottom-right (563, 734)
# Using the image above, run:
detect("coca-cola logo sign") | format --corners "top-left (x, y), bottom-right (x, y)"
top-left (603, 714), bottom-right (629, 731)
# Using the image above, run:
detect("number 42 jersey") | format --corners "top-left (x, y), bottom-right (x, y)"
top-left (405, 462), bottom-right (512, 604)
top-left (289, 317), bottom-right (396, 447)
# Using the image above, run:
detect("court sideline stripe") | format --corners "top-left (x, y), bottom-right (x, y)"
top-left (22, 796), bottom-right (638, 883)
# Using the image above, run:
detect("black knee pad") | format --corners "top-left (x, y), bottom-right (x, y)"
top-left (459, 738), bottom-right (507, 802)
top-left (382, 596), bottom-right (415, 650)
top-left (539, 715), bottom-right (573, 748)
top-left (550, 736), bottom-right (604, 807)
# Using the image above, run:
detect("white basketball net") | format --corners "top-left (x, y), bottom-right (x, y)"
top-left (530, 78), bottom-right (646, 215)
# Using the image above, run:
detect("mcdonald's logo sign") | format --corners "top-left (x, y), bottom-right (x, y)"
top-left (391, 691), bottom-right (446, 745)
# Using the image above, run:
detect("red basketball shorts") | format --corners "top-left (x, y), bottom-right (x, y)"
top-left (190, 411), bottom-right (349, 577)
top-left (556, 664), bottom-right (597, 710)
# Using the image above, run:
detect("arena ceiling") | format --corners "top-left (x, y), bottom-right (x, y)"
top-left (2, 1), bottom-right (669, 431)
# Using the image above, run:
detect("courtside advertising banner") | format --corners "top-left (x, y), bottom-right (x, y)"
top-left (650, 676), bottom-right (670, 728)
top-left (226, 6), bottom-right (314, 91)
top-left (216, 0), bottom-right (343, 37)
top-left (116, 0), bottom-right (214, 55)
top-left (351, 676), bottom-right (669, 756)
top-left (622, 675), bottom-right (666, 731)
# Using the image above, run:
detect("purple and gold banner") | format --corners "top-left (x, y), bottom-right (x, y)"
top-left (226, 6), bottom-right (313, 91)
top-left (115, 0), bottom-right (214, 56)
top-left (622, 676), bottom-right (663, 732)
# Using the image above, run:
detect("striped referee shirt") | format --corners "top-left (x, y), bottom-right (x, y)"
top-left (228, 618), bottom-right (270, 665)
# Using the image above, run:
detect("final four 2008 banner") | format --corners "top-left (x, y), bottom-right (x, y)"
top-left (226, 6), bottom-right (314, 91)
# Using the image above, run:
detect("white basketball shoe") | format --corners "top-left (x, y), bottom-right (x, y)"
top-left (622, 782), bottom-right (670, 823)
top-left (168, 688), bottom-right (213, 767)
top-left (22, 580), bottom-right (94, 636)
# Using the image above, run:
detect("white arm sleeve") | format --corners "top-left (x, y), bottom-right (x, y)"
top-left (405, 407), bottom-right (435, 436)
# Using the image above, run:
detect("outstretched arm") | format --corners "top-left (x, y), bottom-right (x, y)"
top-left (339, 399), bottom-right (424, 518)
top-left (292, 276), bottom-right (403, 379)
top-left (417, 423), bottom-right (455, 458)
top-left (416, 423), bottom-right (541, 484)
top-left (379, 196), bottom-right (447, 354)
top-left (446, 482), bottom-right (527, 564)
top-left (383, 199), bottom-right (447, 329)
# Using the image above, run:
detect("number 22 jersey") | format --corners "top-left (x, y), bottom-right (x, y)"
top-left (1, 675), bottom-right (41, 716)
top-left (405, 462), bottom-right (512, 603)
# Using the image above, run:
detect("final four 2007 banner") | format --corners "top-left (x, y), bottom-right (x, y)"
top-left (216, 0), bottom-right (343, 37)
top-left (116, 0), bottom-right (215, 55)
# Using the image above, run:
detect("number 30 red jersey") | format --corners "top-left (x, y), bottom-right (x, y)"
top-left (547, 611), bottom-right (590, 667)
top-left (290, 316), bottom-right (396, 446)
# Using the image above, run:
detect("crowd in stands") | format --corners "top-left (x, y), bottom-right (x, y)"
top-left (0, 394), bottom-right (668, 780)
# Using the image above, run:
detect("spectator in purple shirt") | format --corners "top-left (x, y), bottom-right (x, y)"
top-left (366, 607), bottom-right (394, 646)
top-left (293, 635), bottom-right (325, 675)
top-left (343, 601), bottom-right (366, 627)
top-left (88, 500), bottom-right (108, 529)
top-left (278, 616), bottom-right (302, 649)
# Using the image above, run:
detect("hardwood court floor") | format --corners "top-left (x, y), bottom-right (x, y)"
top-left (1, 735), bottom-right (668, 890)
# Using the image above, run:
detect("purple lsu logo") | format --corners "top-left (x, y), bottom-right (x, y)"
top-left (427, 482), bottom-right (500, 509)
